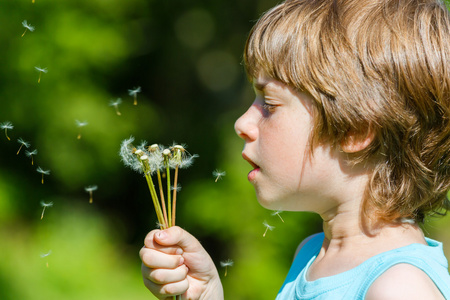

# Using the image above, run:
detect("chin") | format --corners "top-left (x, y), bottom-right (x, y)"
top-left (256, 194), bottom-right (283, 210)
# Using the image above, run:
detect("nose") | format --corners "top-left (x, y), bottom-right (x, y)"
top-left (234, 104), bottom-right (258, 142)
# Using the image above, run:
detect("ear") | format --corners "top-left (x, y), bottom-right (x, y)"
top-left (340, 128), bottom-right (375, 153)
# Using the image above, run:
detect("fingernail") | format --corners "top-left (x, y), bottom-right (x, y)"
top-left (176, 248), bottom-right (183, 255)
top-left (179, 256), bottom-right (184, 265)
top-left (157, 231), bottom-right (168, 240)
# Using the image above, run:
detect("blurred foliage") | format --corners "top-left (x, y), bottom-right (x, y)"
top-left (0, 0), bottom-right (449, 300)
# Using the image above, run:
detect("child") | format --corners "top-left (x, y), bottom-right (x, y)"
top-left (139, 0), bottom-right (450, 298)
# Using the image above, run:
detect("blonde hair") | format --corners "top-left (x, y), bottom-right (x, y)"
top-left (244, 0), bottom-right (450, 223)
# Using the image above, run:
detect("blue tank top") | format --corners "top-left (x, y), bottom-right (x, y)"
top-left (276, 232), bottom-right (450, 299)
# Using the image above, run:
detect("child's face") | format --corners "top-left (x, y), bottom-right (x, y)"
top-left (235, 75), bottom-right (341, 212)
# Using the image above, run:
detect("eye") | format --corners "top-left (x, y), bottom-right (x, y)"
top-left (262, 103), bottom-right (276, 113)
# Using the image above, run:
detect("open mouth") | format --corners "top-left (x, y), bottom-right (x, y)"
top-left (242, 153), bottom-right (260, 181)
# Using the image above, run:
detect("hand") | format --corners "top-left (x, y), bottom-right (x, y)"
top-left (140, 226), bottom-right (224, 300)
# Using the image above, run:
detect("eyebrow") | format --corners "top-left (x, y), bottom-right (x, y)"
top-left (253, 81), bottom-right (269, 91)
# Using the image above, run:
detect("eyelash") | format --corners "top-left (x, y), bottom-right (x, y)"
top-left (262, 103), bottom-right (276, 113)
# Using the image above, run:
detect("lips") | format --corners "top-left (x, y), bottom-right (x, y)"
top-left (242, 153), bottom-right (260, 181)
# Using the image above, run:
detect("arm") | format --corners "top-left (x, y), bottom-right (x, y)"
top-left (365, 264), bottom-right (445, 300)
top-left (139, 226), bottom-right (224, 300)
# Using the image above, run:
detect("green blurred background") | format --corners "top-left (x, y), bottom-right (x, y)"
top-left (0, 0), bottom-right (449, 299)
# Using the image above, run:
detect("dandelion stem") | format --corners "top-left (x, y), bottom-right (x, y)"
top-left (156, 169), bottom-right (169, 227)
top-left (166, 162), bottom-right (172, 227)
top-left (41, 207), bottom-right (46, 220)
top-left (144, 173), bottom-right (166, 229)
top-left (4, 129), bottom-right (10, 141)
top-left (16, 144), bottom-right (24, 155)
top-left (172, 165), bottom-right (179, 227)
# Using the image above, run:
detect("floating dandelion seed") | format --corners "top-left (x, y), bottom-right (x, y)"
top-left (0, 121), bottom-right (13, 141)
top-left (84, 185), bottom-right (98, 203)
top-left (40, 201), bottom-right (53, 220)
top-left (34, 66), bottom-right (48, 83)
top-left (263, 221), bottom-right (275, 237)
top-left (75, 120), bottom-right (88, 139)
top-left (21, 20), bottom-right (35, 37)
top-left (36, 167), bottom-right (50, 184)
top-left (220, 259), bottom-right (234, 276)
top-left (16, 138), bottom-right (30, 155)
top-left (271, 210), bottom-right (285, 223)
top-left (25, 149), bottom-right (38, 165)
top-left (40, 250), bottom-right (52, 267)
top-left (171, 184), bottom-right (182, 192)
top-left (109, 98), bottom-right (122, 116)
top-left (212, 169), bottom-right (226, 182)
top-left (128, 86), bottom-right (141, 105)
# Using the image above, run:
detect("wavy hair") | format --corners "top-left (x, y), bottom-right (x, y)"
top-left (244, 0), bottom-right (450, 223)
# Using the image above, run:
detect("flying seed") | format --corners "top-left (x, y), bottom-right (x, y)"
top-left (21, 20), bottom-right (35, 37)
top-left (263, 221), bottom-right (275, 237)
top-left (0, 122), bottom-right (13, 141)
top-left (128, 86), bottom-right (141, 105)
top-left (271, 210), bottom-right (284, 223)
top-left (16, 138), bottom-right (30, 155)
top-left (213, 170), bottom-right (226, 182)
top-left (84, 185), bottom-right (98, 204)
top-left (220, 259), bottom-right (234, 276)
top-left (37, 167), bottom-right (50, 184)
top-left (40, 201), bottom-right (53, 220)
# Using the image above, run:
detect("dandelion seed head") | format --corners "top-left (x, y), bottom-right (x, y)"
top-left (36, 167), bottom-right (50, 175)
top-left (22, 20), bottom-right (35, 31)
top-left (220, 259), bottom-right (234, 267)
top-left (148, 144), bottom-right (159, 151)
top-left (169, 144), bottom-right (198, 169)
top-left (120, 136), bottom-right (142, 172)
top-left (140, 155), bottom-right (149, 161)
top-left (17, 138), bottom-right (30, 148)
top-left (163, 149), bottom-right (171, 156)
top-left (35, 66), bottom-right (48, 73)
top-left (128, 86), bottom-right (141, 96)
top-left (0, 121), bottom-right (13, 130)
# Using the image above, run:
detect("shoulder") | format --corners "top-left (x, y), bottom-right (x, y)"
top-left (294, 232), bottom-right (323, 258)
top-left (365, 263), bottom-right (445, 300)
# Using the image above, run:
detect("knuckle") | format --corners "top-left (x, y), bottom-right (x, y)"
top-left (149, 269), bottom-right (166, 284)
top-left (163, 279), bottom-right (188, 296)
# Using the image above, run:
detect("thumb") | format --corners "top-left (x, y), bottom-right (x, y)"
top-left (155, 226), bottom-right (204, 253)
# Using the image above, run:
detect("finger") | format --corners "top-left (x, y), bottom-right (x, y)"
top-left (140, 248), bottom-right (184, 269)
top-left (142, 264), bottom-right (189, 285)
top-left (154, 226), bottom-right (204, 254)
top-left (143, 230), bottom-right (184, 255)
top-left (143, 276), bottom-right (189, 298)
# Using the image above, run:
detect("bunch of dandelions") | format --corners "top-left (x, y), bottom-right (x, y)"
top-left (120, 137), bottom-right (198, 229)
